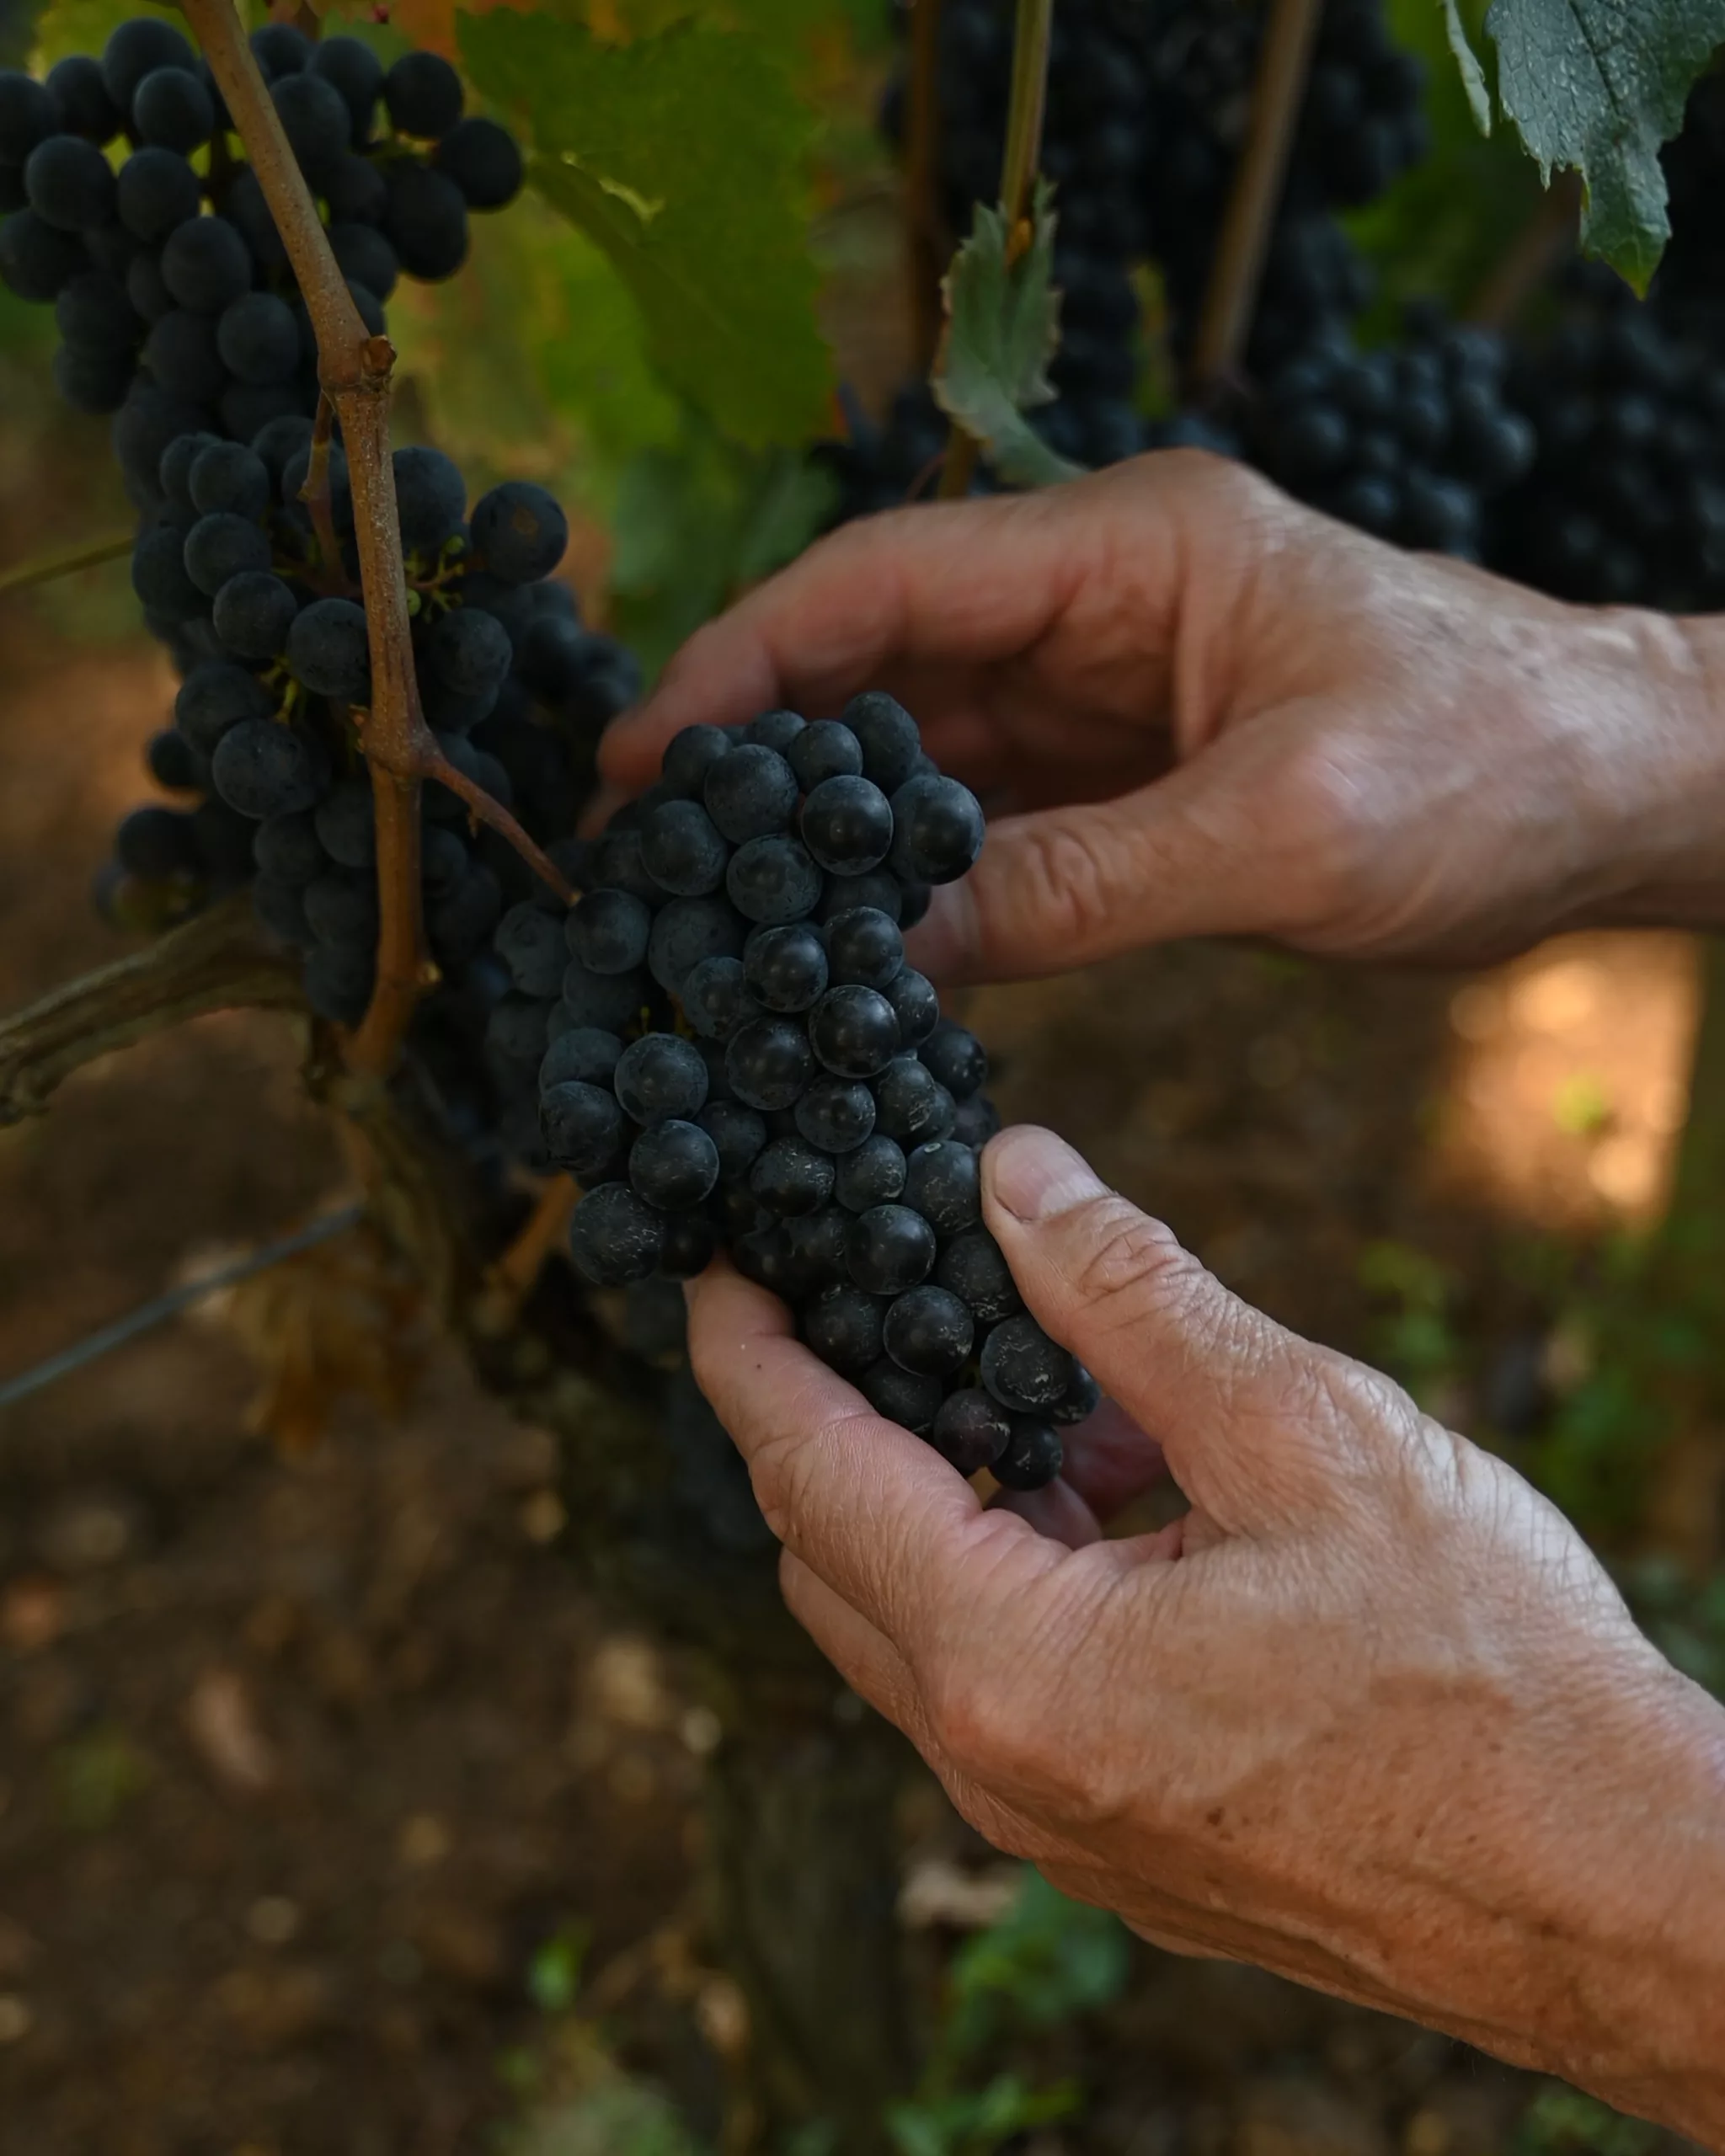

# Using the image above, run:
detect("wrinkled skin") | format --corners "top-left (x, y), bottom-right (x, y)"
top-left (603, 452), bottom-right (1725, 976)
top-left (604, 456), bottom-right (1725, 2143)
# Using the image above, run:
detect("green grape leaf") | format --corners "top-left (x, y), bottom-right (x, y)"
top-left (1438, 0), bottom-right (1493, 131)
top-left (30, 0), bottom-right (177, 67)
top-left (1481, 0), bottom-right (1725, 289)
top-left (931, 182), bottom-right (1083, 490)
top-left (458, 10), bottom-right (832, 449)
top-left (609, 428), bottom-right (836, 679)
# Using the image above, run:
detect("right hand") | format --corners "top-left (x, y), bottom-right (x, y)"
top-left (601, 451), bottom-right (1725, 982)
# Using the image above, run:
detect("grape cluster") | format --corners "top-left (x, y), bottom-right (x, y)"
top-left (1477, 71), bottom-right (1725, 615)
top-left (514, 695), bottom-right (1089, 1490)
top-left (845, 0), bottom-right (1425, 515)
top-left (107, 424), bottom-right (637, 1153)
top-left (0, 17), bottom-right (521, 445)
top-left (1486, 274), bottom-right (1725, 612)
top-left (1254, 309), bottom-right (1535, 557)
top-left (1143, 0), bottom-right (1424, 366)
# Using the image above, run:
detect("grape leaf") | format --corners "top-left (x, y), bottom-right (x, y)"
top-left (932, 182), bottom-right (1083, 490)
top-left (1438, 0), bottom-right (1493, 132)
top-left (609, 427), bottom-right (837, 677)
top-left (459, 10), bottom-right (832, 449)
top-left (1481, 0), bottom-right (1725, 289)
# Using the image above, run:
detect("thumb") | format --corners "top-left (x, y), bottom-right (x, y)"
top-left (980, 1125), bottom-right (1389, 1530)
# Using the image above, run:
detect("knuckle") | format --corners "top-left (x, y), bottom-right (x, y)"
top-left (1271, 735), bottom-right (1389, 929)
top-left (922, 1657), bottom-right (1019, 1784)
top-left (1063, 1203), bottom-right (1194, 1328)
top-left (1008, 818), bottom-right (1126, 954)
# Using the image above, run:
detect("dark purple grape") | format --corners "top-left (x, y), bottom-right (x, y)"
top-left (569, 887), bottom-right (653, 975)
top-left (569, 1182), bottom-right (665, 1287)
top-left (726, 834), bottom-right (823, 925)
top-left (992, 1418), bottom-right (1063, 1492)
top-left (682, 953), bottom-right (757, 1041)
top-left (495, 901), bottom-right (569, 999)
top-left (903, 1139), bottom-right (980, 1236)
top-left (886, 968), bottom-right (940, 1046)
top-left (787, 719), bottom-right (862, 791)
top-left (615, 1032), bottom-right (709, 1126)
top-left (794, 1077), bottom-right (875, 1154)
top-left (647, 894), bottom-right (743, 995)
top-left (641, 797), bottom-right (729, 896)
top-left (846, 1203), bottom-right (936, 1295)
top-left (745, 708), bottom-right (805, 753)
top-left (660, 723), bottom-right (731, 799)
top-left (835, 1133), bottom-right (906, 1212)
top-left (697, 1100), bottom-right (768, 1184)
top-left (744, 923), bottom-right (827, 1011)
top-left (804, 1284), bottom-right (887, 1374)
top-left (920, 1019), bottom-right (988, 1098)
top-left (1049, 1364), bottom-right (1103, 1426)
top-left (800, 774), bottom-right (894, 875)
top-left (726, 1017), bottom-right (815, 1112)
top-left (630, 1118), bottom-right (721, 1210)
top-left (931, 1389), bottom-right (1012, 1476)
top-left (935, 1229), bottom-right (1021, 1325)
top-left (874, 1058), bottom-right (955, 1145)
top-left (809, 985), bottom-right (900, 1079)
top-left (539, 1025), bottom-right (624, 1092)
top-left (980, 1314), bottom-right (1074, 1413)
top-left (844, 691), bottom-right (921, 792)
top-left (542, 1078), bottom-right (625, 1177)
top-left (858, 1357), bottom-right (943, 1434)
top-left (825, 906), bottom-right (903, 990)
top-left (704, 744), bottom-right (798, 842)
top-left (883, 1284), bottom-right (973, 1376)
top-left (750, 1136), bottom-right (836, 1218)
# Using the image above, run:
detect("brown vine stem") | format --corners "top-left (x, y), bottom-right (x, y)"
top-left (937, 0), bottom-right (1052, 499)
top-left (905, 0), bottom-right (946, 374)
top-left (473, 1176), bottom-right (580, 1332)
top-left (0, 531), bottom-right (135, 597)
top-left (180, 0), bottom-right (428, 1081)
top-left (1467, 169), bottom-right (1583, 329)
top-left (0, 894), bottom-right (305, 1126)
top-left (179, 0), bottom-right (572, 1086)
top-left (300, 390), bottom-right (351, 594)
top-left (1188, 0), bottom-right (1324, 392)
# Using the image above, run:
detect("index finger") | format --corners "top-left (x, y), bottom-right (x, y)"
top-left (686, 1257), bottom-right (1065, 1652)
top-left (599, 483), bottom-right (1100, 792)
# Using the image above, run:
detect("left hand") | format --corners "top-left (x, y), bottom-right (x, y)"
top-left (684, 1123), bottom-right (1725, 2137)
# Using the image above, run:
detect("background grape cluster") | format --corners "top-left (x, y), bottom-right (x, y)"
top-left (0, 17), bottom-right (641, 1182)
top-left (844, 0), bottom-right (1532, 547)
top-left (526, 693), bottom-right (1091, 1492)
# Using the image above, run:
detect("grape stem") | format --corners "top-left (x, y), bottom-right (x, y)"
top-left (937, 0), bottom-right (1052, 499)
top-left (476, 1174), bottom-right (580, 1330)
top-left (300, 390), bottom-right (354, 595)
top-left (178, 0), bottom-right (573, 1086)
top-left (0, 894), bottom-right (306, 1126)
top-left (0, 531), bottom-right (136, 596)
top-left (905, 0), bottom-right (947, 373)
top-left (1188, 0), bottom-right (1325, 392)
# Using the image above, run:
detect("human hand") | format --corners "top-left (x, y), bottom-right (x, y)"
top-left (601, 453), bottom-right (1725, 980)
top-left (686, 1122), bottom-right (1725, 2142)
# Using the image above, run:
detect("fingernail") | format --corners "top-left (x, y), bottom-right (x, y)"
top-left (985, 1125), bottom-right (1107, 1222)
